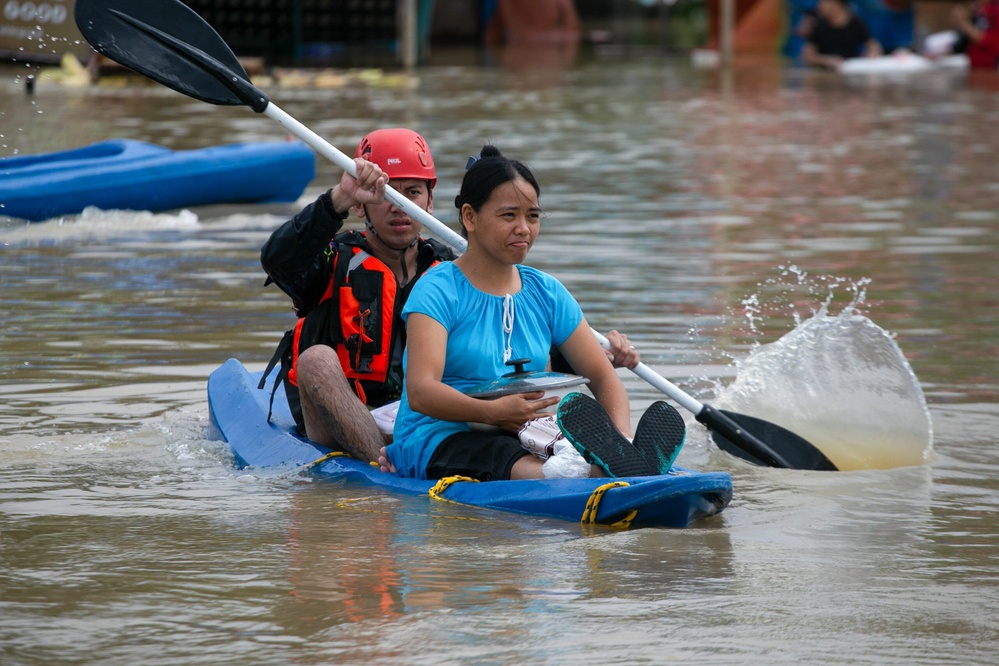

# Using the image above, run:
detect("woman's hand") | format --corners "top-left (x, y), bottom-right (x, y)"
top-left (603, 329), bottom-right (640, 369)
top-left (484, 391), bottom-right (561, 432)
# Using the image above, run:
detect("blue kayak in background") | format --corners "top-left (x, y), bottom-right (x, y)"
top-left (207, 358), bottom-right (733, 529)
top-left (0, 138), bottom-right (315, 222)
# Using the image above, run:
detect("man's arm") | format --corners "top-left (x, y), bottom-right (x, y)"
top-left (260, 158), bottom-right (389, 314)
top-left (260, 190), bottom-right (349, 314)
top-left (802, 42), bottom-right (845, 69)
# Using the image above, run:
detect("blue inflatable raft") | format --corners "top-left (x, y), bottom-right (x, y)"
top-left (207, 358), bottom-right (733, 528)
top-left (0, 138), bottom-right (316, 222)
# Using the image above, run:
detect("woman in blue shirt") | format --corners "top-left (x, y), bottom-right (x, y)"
top-left (381, 146), bottom-right (673, 481)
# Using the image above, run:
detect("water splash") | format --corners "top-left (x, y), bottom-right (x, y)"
top-left (717, 268), bottom-right (933, 471)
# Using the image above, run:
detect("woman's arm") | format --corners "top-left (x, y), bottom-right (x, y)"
top-left (556, 319), bottom-right (632, 437)
top-left (404, 313), bottom-right (559, 432)
top-left (549, 329), bottom-right (639, 373)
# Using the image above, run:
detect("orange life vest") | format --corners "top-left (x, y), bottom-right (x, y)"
top-left (293, 243), bottom-right (401, 403)
top-left (260, 231), bottom-right (451, 429)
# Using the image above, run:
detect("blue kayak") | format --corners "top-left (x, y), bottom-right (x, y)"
top-left (207, 359), bottom-right (733, 528)
top-left (0, 138), bottom-right (315, 222)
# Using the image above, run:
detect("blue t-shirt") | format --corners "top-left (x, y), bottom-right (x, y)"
top-left (387, 262), bottom-right (583, 479)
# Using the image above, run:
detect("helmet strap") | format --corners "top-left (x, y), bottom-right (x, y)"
top-left (399, 247), bottom-right (411, 286)
top-left (362, 211), bottom-right (377, 237)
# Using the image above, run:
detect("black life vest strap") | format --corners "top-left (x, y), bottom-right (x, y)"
top-left (258, 329), bottom-right (295, 423)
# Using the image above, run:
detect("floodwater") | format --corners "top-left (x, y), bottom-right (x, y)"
top-left (2, 51), bottom-right (998, 664)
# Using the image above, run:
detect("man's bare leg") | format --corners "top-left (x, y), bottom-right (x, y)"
top-left (296, 345), bottom-right (385, 463)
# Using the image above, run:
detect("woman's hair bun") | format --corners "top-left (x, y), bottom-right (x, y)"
top-left (479, 145), bottom-right (501, 159)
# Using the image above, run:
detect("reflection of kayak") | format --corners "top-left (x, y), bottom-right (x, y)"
top-left (0, 139), bottom-right (315, 222)
top-left (207, 358), bottom-right (733, 528)
top-left (839, 53), bottom-right (969, 74)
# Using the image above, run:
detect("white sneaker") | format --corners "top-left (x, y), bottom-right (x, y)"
top-left (518, 414), bottom-right (563, 460)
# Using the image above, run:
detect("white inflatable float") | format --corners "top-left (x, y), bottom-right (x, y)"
top-left (839, 51), bottom-right (969, 74)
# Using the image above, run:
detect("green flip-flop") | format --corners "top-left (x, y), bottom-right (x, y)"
top-left (631, 401), bottom-right (686, 475)
top-left (556, 393), bottom-right (653, 478)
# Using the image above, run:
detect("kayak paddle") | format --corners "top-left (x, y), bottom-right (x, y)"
top-left (74, 0), bottom-right (469, 253)
top-left (74, 0), bottom-right (837, 471)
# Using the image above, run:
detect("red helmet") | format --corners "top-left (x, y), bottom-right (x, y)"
top-left (354, 128), bottom-right (436, 188)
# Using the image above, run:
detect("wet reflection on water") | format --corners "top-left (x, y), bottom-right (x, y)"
top-left (1, 55), bottom-right (998, 663)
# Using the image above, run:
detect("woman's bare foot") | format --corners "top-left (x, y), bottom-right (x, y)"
top-left (378, 446), bottom-right (396, 473)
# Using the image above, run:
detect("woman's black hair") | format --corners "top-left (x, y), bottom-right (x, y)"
top-left (454, 145), bottom-right (540, 238)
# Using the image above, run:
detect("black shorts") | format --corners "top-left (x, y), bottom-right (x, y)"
top-left (426, 430), bottom-right (531, 481)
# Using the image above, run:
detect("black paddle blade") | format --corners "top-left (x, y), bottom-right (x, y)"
top-left (701, 406), bottom-right (838, 471)
top-left (75, 0), bottom-right (268, 110)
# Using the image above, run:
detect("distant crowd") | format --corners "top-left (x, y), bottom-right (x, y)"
top-left (784, 0), bottom-right (999, 70)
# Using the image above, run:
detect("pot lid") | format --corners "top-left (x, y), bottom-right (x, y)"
top-left (465, 358), bottom-right (589, 399)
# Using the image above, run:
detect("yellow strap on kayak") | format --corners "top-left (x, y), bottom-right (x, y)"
top-left (303, 451), bottom-right (348, 469)
top-left (428, 475), bottom-right (478, 501)
top-left (582, 481), bottom-right (636, 528)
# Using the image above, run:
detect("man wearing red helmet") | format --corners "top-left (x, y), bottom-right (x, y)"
top-left (260, 128), bottom-right (455, 462)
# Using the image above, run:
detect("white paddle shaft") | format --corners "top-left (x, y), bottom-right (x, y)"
top-left (264, 103), bottom-right (468, 252)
